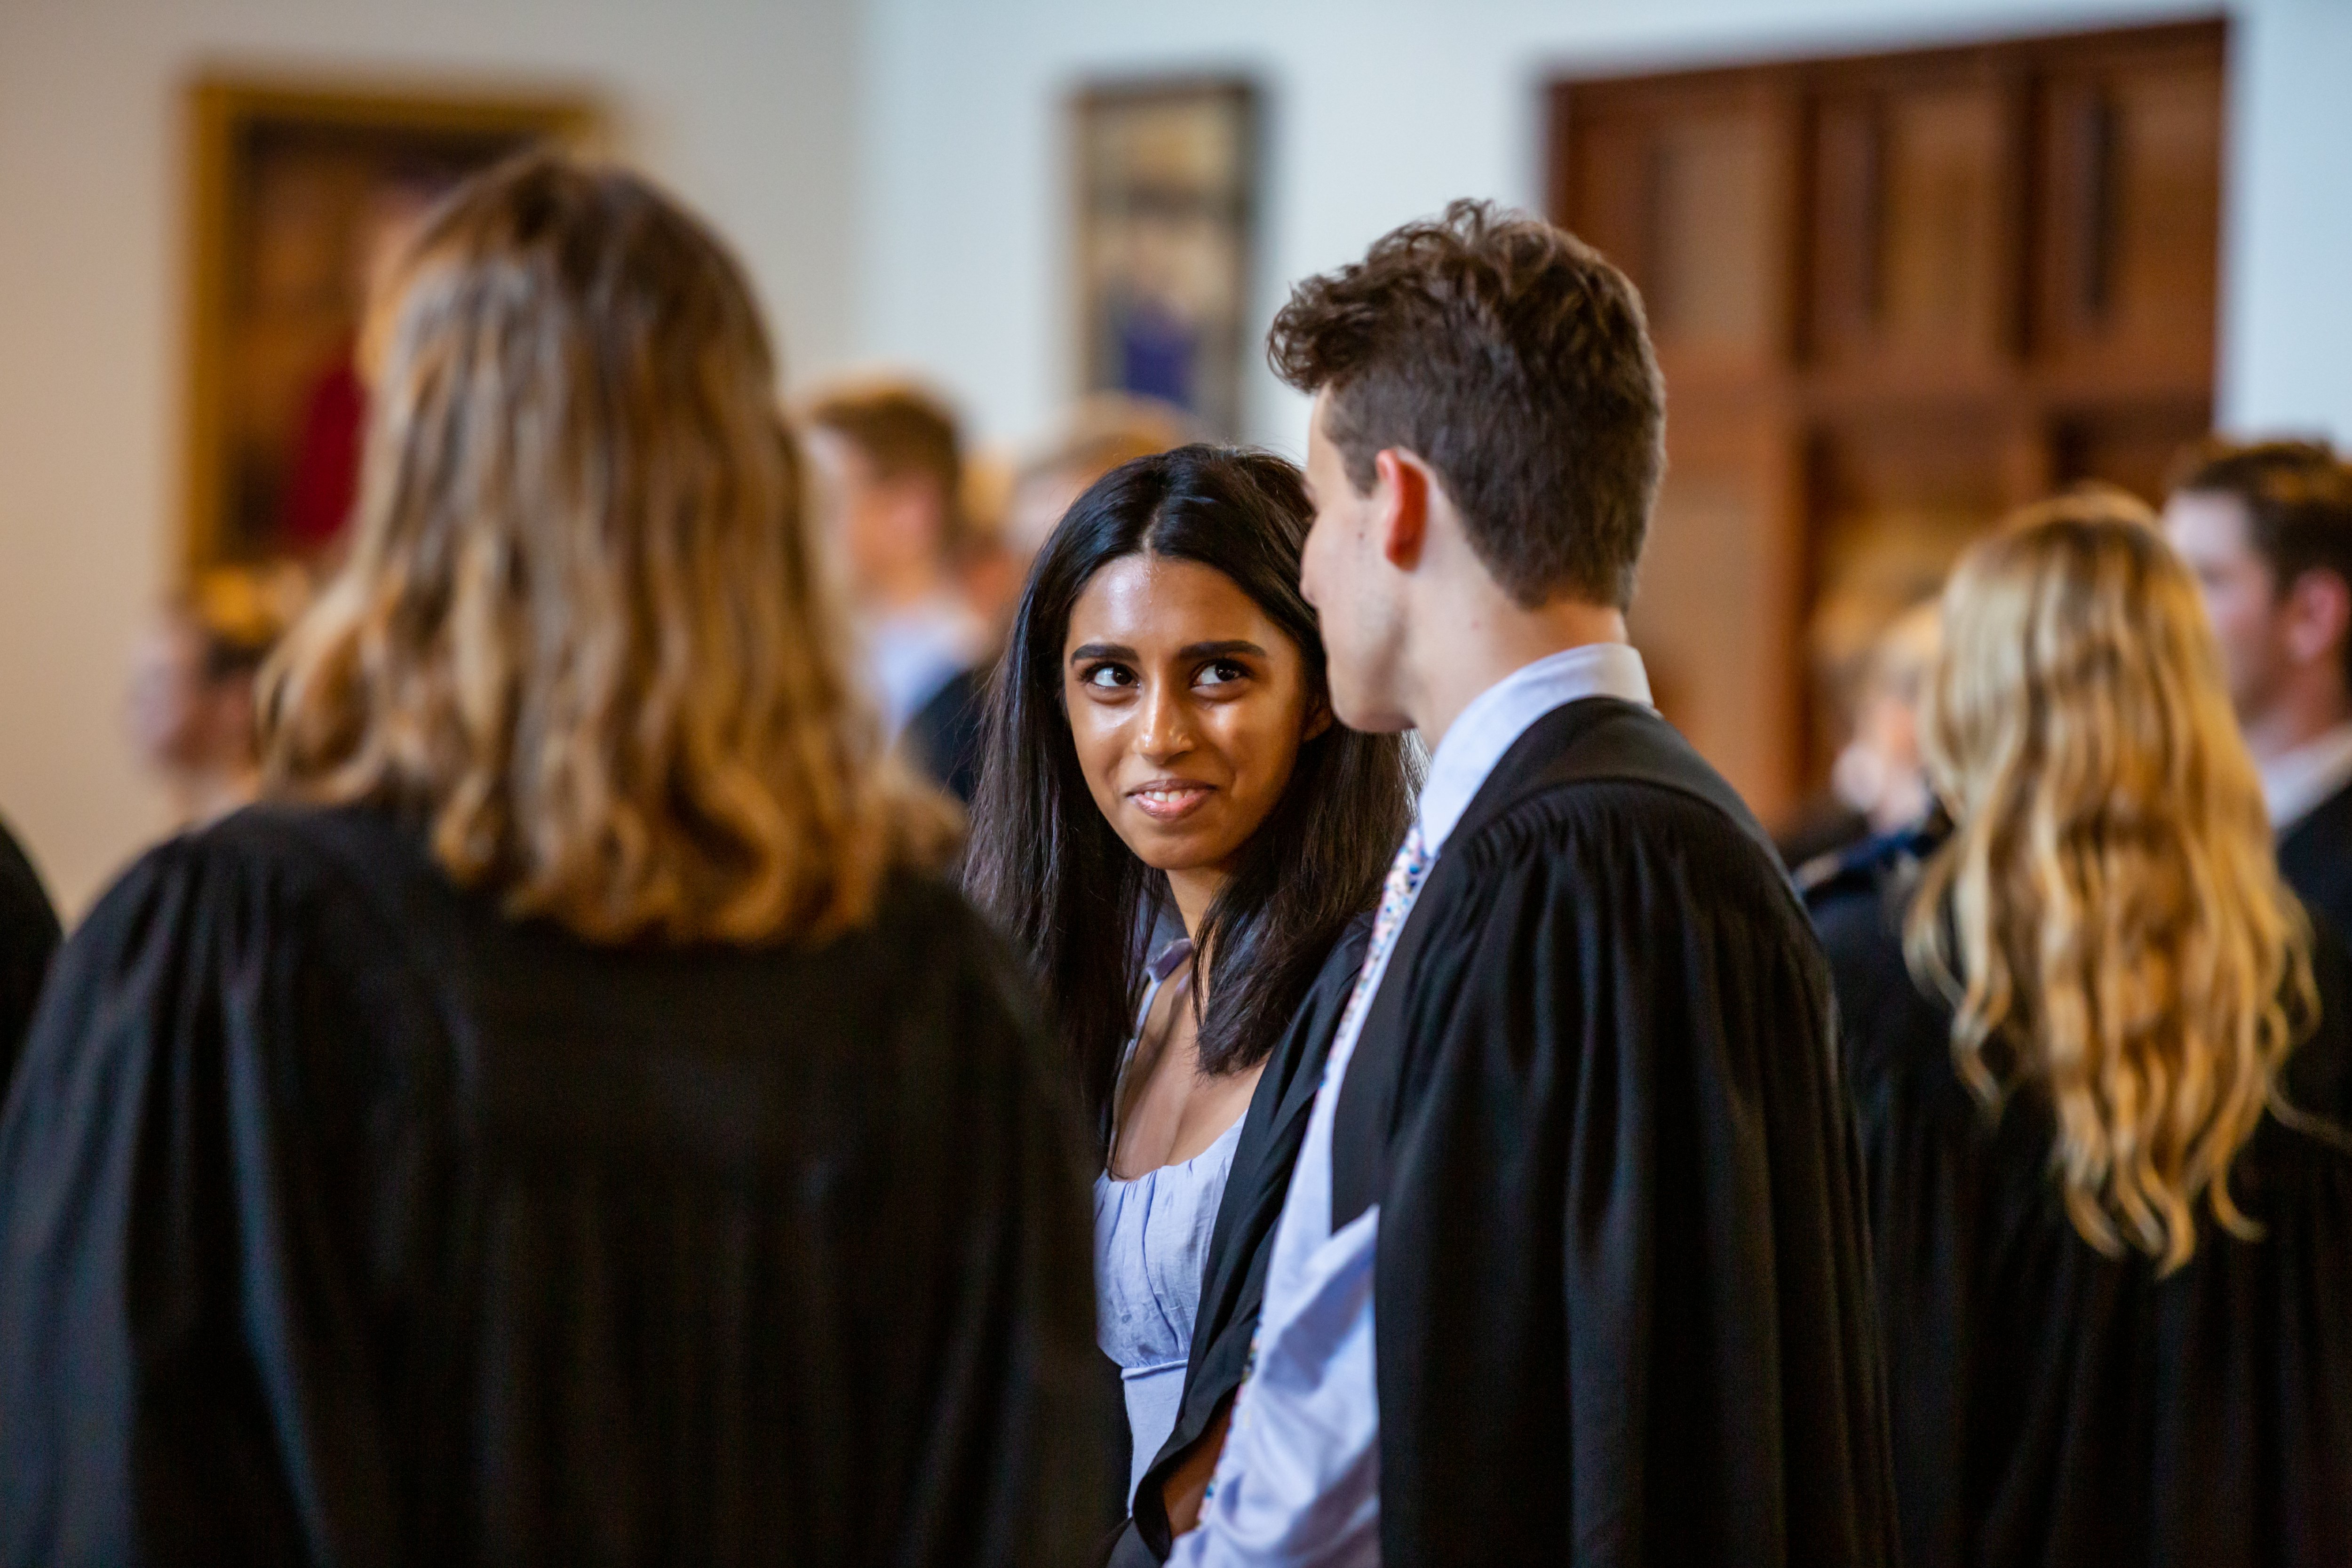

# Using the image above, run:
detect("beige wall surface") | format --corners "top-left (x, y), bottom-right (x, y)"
top-left (0, 0), bottom-right (861, 917)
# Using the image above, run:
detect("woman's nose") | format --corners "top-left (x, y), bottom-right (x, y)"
top-left (1136, 680), bottom-right (1194, 760)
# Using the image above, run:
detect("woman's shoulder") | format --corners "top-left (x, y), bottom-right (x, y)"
top-left (73, 802), bottom-right (402, 950)
top-left (2273, 922), bottom-right (2352, 1149)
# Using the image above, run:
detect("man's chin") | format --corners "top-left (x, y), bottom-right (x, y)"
top-left (1327, 692), bottom-right (1414, 736)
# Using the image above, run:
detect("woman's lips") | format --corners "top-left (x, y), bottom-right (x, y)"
top-left (1128, 782), bottom-right (1214, 822)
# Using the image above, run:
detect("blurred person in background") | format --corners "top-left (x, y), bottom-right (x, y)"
top-left (912, 394), bottom-right (1196, 803)
top-left (964, 446), bottom-right (1413, 1549)
top-left (0, 156), bottom-right (1105, 1567)
top-left (125, 564), bottom-right (307, 828)
top-left (1791, 597), bottom-right (1941, 886)
top-left (0, 812), bottom-right (59, 1099)
top-left (1809, 489), bottom-right (2352, 1568)
top-left (802, 378), bottom-right (989, 738)
top-left (2165, 438), bottom-right (2352, 935)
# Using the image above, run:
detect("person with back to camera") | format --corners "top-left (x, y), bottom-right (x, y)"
top-left (961, 446), bottom-right (1414, 1554)
top-left (1160, 200), bottom-right (1897, 1565)
top-left (0, 154), bottom-right (1107, 1567)
top-left (2163, 439), bottom-right (2352, 936)
top-left (1807, 488), bottom-right (2352, 1568)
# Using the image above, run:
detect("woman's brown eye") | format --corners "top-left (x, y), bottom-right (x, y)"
top-left (1084, 665), bottom-right (1132, 690)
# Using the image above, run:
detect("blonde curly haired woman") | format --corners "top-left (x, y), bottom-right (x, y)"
top-left (1808, 487), bottom-right (2352, 1568)
top-left (0, 156), bottom-right (1106, 1565)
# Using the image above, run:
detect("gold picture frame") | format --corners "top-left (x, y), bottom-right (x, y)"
top-left (1073, 78), bottom-right (1259, 440)
top-left (181, 75), bottom-right (601, 574)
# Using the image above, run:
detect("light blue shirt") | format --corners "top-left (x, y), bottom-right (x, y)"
top-left (1169, 643), bottom-right (1653, 1567)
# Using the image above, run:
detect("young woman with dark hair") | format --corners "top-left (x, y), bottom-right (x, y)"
top-left (964, 444), bottom-right (1414, 1543)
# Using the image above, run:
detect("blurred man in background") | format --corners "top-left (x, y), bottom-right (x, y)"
top-left (905, 394), bottom-right (1195, 803)
top-left (2165, 439), bottom-right (2352, 935)
top-left (1790, 599), bottom-right (1940, 885)
top-left (802, 380), bottom-right (988, 739)
top-left (126, 565), bottom-right (305, 830)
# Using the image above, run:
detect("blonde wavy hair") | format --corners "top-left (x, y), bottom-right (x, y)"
top-left (1905, 487), bottom-right (2318, 1272)
top-left (261, 155), bottom-right (952, 945)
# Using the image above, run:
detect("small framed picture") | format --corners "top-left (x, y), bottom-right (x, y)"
top-left (181, 75), bottom-right (600, 573)
top-left (1073, 78), bottom-right (1260, 439)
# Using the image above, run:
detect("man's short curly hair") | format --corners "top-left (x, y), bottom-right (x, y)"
top-left (1268, 199), bottom-right (1664, 610)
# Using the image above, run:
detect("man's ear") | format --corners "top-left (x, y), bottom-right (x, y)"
top-left (1303, 692), bottom-right (1336, 743)
top-left (2285, 568), bottom-right (2352, 670)
top-left (1372, 448), bottom-right (1430, 573)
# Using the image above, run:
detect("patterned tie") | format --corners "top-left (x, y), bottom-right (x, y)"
top-left (1333, 823), bottom-right (1434, 1055)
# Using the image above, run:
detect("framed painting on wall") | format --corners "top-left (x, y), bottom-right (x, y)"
top-left (182, 76), bottom-right (600, 574)
top-left (1073, 78), bottom-right (1259, 439)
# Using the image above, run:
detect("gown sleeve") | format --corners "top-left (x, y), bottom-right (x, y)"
top-left (1368, 784), bottom-right (1897, 1566)
top-left (0, 825), bottom-right (440, 1568)
top-left (0, 815), bottom-right (61, 1096)
top-left (887, 906), bottom-right (1117, 1567)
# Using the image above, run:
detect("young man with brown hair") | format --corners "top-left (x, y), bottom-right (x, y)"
top-left (2164, 439), bottom-right (2352, 935)
top-left (1141, 203), bottom-right (1896, 1565)
top-left (802, 380), bottom-right (989, 736)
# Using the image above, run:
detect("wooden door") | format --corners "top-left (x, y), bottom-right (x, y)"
top-left (1549, 18), bottom-right (2223, 825)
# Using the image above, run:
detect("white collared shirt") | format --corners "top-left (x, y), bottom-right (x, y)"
top-left (2261, 721), bottom-right (2352, 836)
top-left (1170, 644), bottom-right (1654, 1567)
top-left (863, 592), bottom-right (986, 735)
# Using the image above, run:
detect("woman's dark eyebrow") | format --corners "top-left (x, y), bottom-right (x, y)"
top-left (1067, 638), bottom-right (1267, 665)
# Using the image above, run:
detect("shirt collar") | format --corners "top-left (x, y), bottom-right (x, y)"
top-left (2261, 720), bottom-right (2352, 833)
top-left (1415, 643), bottom-right (1653, 857)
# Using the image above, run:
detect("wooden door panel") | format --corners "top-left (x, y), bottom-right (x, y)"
top-left (1812, 80), bottom-right (2011, 374)
top-left (2051, 398), bottom-right (2214, 502)
top-left (1548, 19), bottom-right (2221, 826)
top-left (2034, 50), bottom-right (2222, 383)
top-left (1558, 83), bottom-right (1784, 383)
top-left (1629, 418), bottom-right (1800, 820)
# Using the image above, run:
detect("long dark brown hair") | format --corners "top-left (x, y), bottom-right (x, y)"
top-left (964, 446), bottom-right (1415, 1149)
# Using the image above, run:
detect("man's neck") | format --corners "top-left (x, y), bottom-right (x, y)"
top-left (1408, 596), bottom-right (1629, 748)
top-left (2243, 681), bottom-right (2352, 766)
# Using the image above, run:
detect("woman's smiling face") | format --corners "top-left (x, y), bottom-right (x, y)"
top-left (1062, 552), bottom-right (1325, 881)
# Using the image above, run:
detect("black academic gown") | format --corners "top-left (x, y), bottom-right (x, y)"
top-left (0, 802), bottom-right (1107, 1568)
top-left (1329, 697), bottom-right (1899, 1565)
top-left (1809, 828), bottom-right (2352, 1568)
top-left (906, 662), bottom-right (991, 806)
top-left (0, 812), bottom-right (60, 1096)
top-left (2279, 775), bottom-right (2352, 941)
top-left (1118, 919), bottom-right (1372, 1562)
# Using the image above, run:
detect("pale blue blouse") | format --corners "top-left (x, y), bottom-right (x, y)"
top-left (1091, 937), bottom-right (1243, 1504)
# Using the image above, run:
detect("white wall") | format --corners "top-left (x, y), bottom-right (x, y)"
top-left (858, 0), bottom-right (2352, 456)
top-left (0, 0), bottom-right (862, 915)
